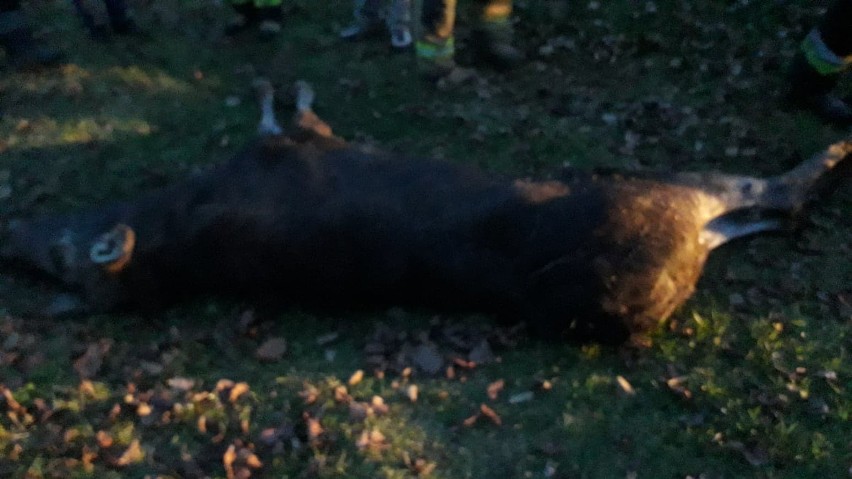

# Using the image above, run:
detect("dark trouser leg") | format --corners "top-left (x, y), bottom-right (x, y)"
top-left (416, 0), bottom-right (456, 73)
top-left (421, 0), bottom-right (455, 41)
top-left (388, 0), bottom-right (412, 48)
top-left (356, 0), bottom-right (383, 23)
top-left (103, 0), bottom-right (135, 33)
top-left (789, 0), bottom-right (852, 123)
top-left (816, 0), bottom-right (852, 56)
top-left (225, 0), bottom-right (259, 35)
top-left (471, 0), bottom-right (523, 70)
top-left (339, 0), bottom-right (383, 40)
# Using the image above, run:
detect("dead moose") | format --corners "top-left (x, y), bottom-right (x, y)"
top-left (1, 80), bottom-right (850, 343)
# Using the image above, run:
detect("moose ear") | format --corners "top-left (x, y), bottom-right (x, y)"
top-left (89, 224), bottom-right (136, 274)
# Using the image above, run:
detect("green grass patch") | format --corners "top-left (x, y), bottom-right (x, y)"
top-left (1, 0), bottom-right (850, 478)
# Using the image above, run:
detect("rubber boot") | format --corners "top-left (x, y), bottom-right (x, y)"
top-left (789, 51), bottom-right (852, 125)
top-left (788, 1), bottom-right (852, 125)
top-left (387, 0), bottom-right (412, 49)
top-left (417, 0), bottom-right (459, 79)
top-left (416, 35), bottom-right (457, 80)
top-left (471, 0), bottom-right (523, 71)
top-left (256, 6), bottom-right (283, 40)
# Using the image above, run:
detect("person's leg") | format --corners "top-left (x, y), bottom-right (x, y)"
top-left (789, 0), bottom-right (852, 124)
top-left (416, 0), bottom-right (456, 76)
top-left (103, 0), bottom-right (136, 34)
top-left (470, 0), bottom-right (523, 70)
top-left (340, 0), bottom-right (384, 40)
top-left (387, 0), bottom-right (412, 48)
top-left (225, 0), bottom-right (259, 36)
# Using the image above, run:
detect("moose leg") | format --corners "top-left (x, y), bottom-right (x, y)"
top-left (291, 80), bottom-right (344, 145)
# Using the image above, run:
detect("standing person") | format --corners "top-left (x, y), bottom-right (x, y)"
top-left (225, 0), bottom-right (284, 40)
top-left (340, 0), bottom-right (412, 49)
top-left (70, 0), bottom-right (137, 39)
top-left (0, 0), bottom-right (62, 67)
top-left (416, 0), bottom-right (523, 78)
top-left (789, 0), bottom-right (852, 124)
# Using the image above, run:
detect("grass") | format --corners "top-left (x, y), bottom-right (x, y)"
top-left (1, 0), bottom-right (851, 478)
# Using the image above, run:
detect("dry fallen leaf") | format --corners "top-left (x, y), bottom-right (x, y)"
top-left (229, 382), bottom-right (251, 403)
top-left (356, 428), bottom-right (388, 451)
top-left (114, 439), bottom-right (145, 466)
top-left (452, 357), bottom-right (475, 369)
top-left (334, 385), bottom-right (350, 403)
top-left (96, 430), bottom-right (113, 448)
top-left (348, 369), bottom-right (364, 386)
top-left (370, 395), bottom-right (389, 415)
top-left (216, 379), bottom-right (236, 391)
top-left (299, 383), bottom-right (319, 404)
top-left (666, 376), bottom-right (692, 399)
top-left (462, 413), bottom-right (480, 427)
top-left (243, 451), bottom-right (262, 469)
top-left (404, 453), bottom-right (438, 476)
top-left (1, 386), bottom-right (23, 413)
top-left (487, 379), bottom-right (505, 400)
top-left (480, 404), bottom-right (502, 425)
top-left (305, 416), bottom-right (324, 443)
top-left (406, 384), bottom-right (419, 403)
top-left (81, 446), bottom-right (96, 473)
top-left (137, 402), bottom-right (152, 417)
top-left (223, 444), bottom-right (237, 479)
top-left (255, 337), bottom-right (287, 362)
top-left (616, 375), bottom-right (636, 396)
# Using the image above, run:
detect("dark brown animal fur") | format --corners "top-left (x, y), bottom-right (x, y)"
top-left (1, 83), bottom-right (850, 343)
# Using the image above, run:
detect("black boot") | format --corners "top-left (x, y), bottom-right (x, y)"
top-left (788, 52), bottom-right (852, 125)
top-left (225, 3), bottom-right (259, 36)
top-left (470, 21), bottom-right (524, 71)
top-left (256, 6), bottom-right (282, 41)
top-left (0, 10), bottom-right (62, 68)
top-left (104, 0), bottom-right (138, 35)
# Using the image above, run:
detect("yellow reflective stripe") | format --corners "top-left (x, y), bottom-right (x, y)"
top-left (801, 29), bottom-right (852, 75)
top-left (415, 37), bottom-right (455, 60)
top-left (482, 3), bottom-right (512, 22)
